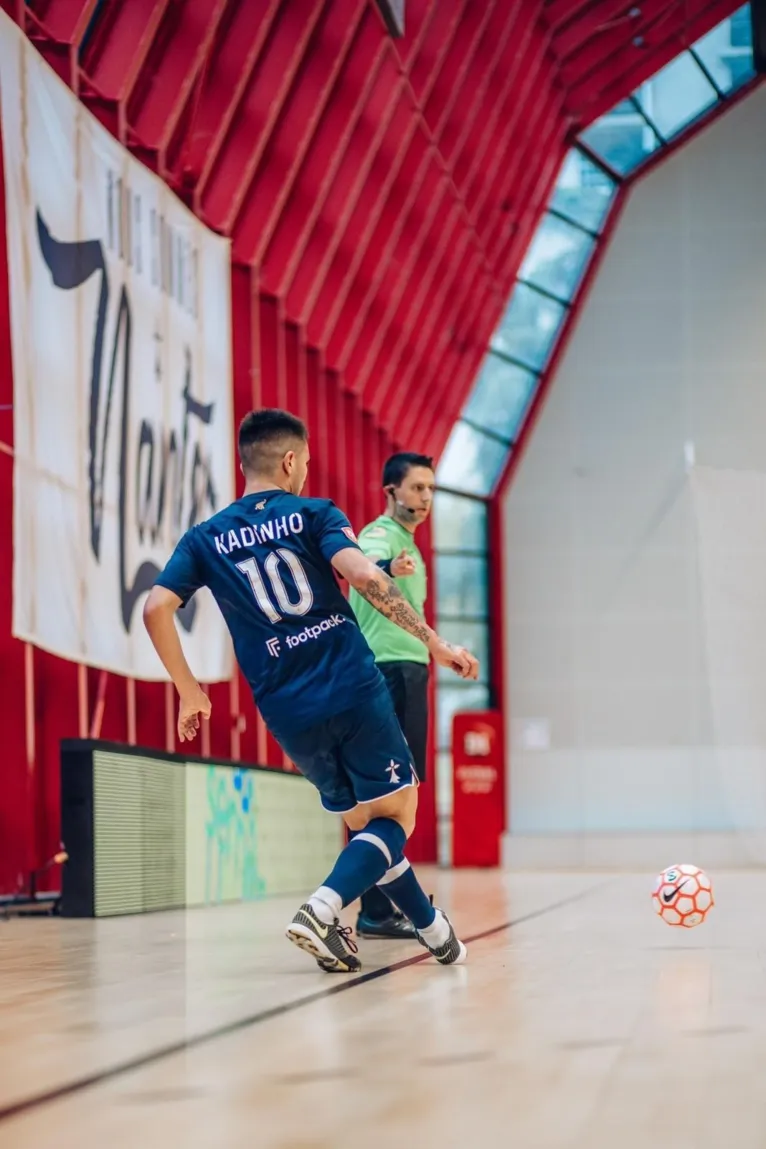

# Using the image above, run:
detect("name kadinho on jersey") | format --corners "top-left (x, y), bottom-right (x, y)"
top-left (213, 513), bottom-right (305, 555)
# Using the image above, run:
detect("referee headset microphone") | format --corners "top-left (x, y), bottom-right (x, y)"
top-left (386, 485), bottom-right (420, 522)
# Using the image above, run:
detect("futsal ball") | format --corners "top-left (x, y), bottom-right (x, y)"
top-left (652, 864), bottom-right (714, 928)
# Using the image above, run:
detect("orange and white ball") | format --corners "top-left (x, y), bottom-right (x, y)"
top-left (652, 864), bottom-right (714, 928)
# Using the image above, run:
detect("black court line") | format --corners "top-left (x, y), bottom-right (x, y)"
top-left (0, 880), bottom-right (610, 1124)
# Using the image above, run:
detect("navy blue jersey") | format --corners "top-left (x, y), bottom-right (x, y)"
top-left (154, 489), bottom-right (383, 735)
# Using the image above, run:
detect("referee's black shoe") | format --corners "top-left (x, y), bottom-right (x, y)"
top-left (355, 908), bottom-right (417, 940)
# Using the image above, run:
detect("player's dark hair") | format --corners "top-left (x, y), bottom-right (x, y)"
top-left (382, 452), bottom-right (434, 489)
top-left (238, 408), bottom-right (307, 475)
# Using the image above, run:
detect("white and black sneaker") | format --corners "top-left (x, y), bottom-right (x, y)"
top-left (417, 909), bottom-right (467, 965)
top-left (286, 903), bottom-right (362, 973)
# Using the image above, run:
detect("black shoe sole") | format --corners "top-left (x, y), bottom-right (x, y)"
top-left (285, 923), bottom-right (361, 973)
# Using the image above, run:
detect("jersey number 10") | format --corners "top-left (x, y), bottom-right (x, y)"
top-left (236, 551), bottom-right (314, 624)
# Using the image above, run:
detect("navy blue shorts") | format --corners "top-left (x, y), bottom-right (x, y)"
top-left (273, 682), bottom-right (418, 813)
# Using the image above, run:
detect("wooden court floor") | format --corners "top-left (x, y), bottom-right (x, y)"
top-left (0, 868), bottom-right (764, 1148)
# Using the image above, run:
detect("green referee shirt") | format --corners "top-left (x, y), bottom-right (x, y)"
top-left (348, 514), bottom-right (429, 665)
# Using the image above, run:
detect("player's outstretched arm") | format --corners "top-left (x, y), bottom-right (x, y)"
top-left (143, 586), bottom-right (212, 742)
top-left (332, 547), bottom-right (479, 680)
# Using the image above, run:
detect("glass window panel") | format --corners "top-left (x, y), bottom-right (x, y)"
top-left (550, 149), bottom-right (617, 233)
top-left (435, 554), bottom-right (488, 619)
top-left (490, 283), bottom-right (567, 371)
top-left (432, 490), bottom-right (487, 552)
top-left (436, 620), bottom-right (489, 683)
top-left (463, 354), bottom-right (537, 442)
top-left (579, 102), bottom-right (662, 175)
top-left (634, 52), bottom-right (718, 140)
top-left (693, 7), bottom-right (755, 92)
top-left (730, 4), bottom-right (753, 47)
top-left (609, 98), bottom-right (643, 117)
top-left (437, 683), bottom-right (490, 749)
top-left (519, 213), bottom-right (596, 301)
top-left (436, 420), bottom-right (509, 497)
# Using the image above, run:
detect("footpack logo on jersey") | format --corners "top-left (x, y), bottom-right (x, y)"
top-left (264, 615), bottom-right (347, 657)
top-left (285, 615), bottom-right (347, 648)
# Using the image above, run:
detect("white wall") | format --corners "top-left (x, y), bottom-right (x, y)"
top-left (503, 87), bottom-right (766, 868)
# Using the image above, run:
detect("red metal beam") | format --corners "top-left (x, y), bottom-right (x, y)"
top-left (199, 0), bottom-right (325, 235)
top-left (325, 130), bottom-right (435, 372)
top-left (344, 392), bottom-right (364, 530)
top-left (550, 0), bottom-right (649, 58)
top-left (232, 0), bottom-right (367, 267)
top-left (542, 0), bottom-right (606, 27)
top-left (465, 69), bottom-right (550, 278)
top-left (408, 0), bottom-right (470, 108)
top-left (26, 0), bottom-right (99, 44)
top-left (79, 0), bottom-right (172, 141)
top-left (127, 0), bottom-right (230, 175)
top-left (417, 268), bottom-right (494, 432)
top-left (367, 203), bottom-right (469, 416)
top-left (490, 96), bottom-right (568, 279)
top-left (389, 252), bottom-right (486, 441)
top-left (398, 261), bottom-right (493, 445)
top-left (284, 323), bottom-right (303, 425)
top-left (393, 83), bottom-right (493, 276)
top-left (305, 349), bottom-right (326, 498)
top-left (0, 0), bottom-right (23, 23)
top-left (421, 0), bottom-right (496, 140)
top-left (397, 0), bottom-right (438, 67)
top-left (562, 0), bottom-right (740, 123)
top-left (449, 5), bottom-right (535, 208)
top-left (372, 206), bottom-right (475, 419)
top-left (307, 105), bottom-right (426, 351)
top-left (259, 11), bottom-right (388, 296)
top-left (258, 295), bottom-right (286, 410)
top-left (22, 0), bottom-right (99, 89)
top-left (476, 70), bottom-right (565, 276)
top-left (316, 0), bottom-right (498, 390)
top-left (419, 282), bottom-right (498, 455)
top-left (337, 0), bottom-right (512, 381)
top-left (342, 160), bottom-right (450, 387)
top-left (285, 61), bottom-right (404, 323)
top-left (403, 222), bottom-right (489, 390)
top-left (303, 86), bottom-right (420, 347)
top-left (174, 0), bottom-right (282, 203)
top-left (558, 4), bottom-right (692, 91)
top-left (467, 15), bottom-right (551, 231)
top-left (436, 0), bottom-right (519, 165)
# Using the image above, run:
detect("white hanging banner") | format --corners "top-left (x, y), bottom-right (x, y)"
top-left (0, 12), bottom-right (235, 681)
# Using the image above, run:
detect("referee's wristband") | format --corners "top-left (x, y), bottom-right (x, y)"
top-left (376, 558), bottom-right (393, 576)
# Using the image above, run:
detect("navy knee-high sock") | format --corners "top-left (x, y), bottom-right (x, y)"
top-left (310, 818), bottom-right (407, 920)
top-left (377, 858), bottom-right (435, 930)
top-left (349, 829), bottom-right (395, 919)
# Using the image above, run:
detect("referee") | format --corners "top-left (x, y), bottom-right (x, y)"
top-left (348, 451), bottom-right (435, 940)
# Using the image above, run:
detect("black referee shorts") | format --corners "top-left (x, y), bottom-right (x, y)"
top-left (377, 660), bottom-right (429, 784)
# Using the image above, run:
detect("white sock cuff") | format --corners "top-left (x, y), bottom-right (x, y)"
top-left (418, 908), bottom-right (449, 946)
top-left (377, 858), bottom-right (411, 886)
top-left (310, 886), bottom-right (343, 921)
top-left (351, 832), bottom-right (392, 866)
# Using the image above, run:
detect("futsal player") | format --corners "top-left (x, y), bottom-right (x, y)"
top-left (349, 452), bottom-right (435, 940)
top-left (143, 409), bottom-right (479, 974)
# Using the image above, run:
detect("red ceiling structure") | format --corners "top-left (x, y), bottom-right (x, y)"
top-left (3, 0), bottom-right (741, 448)
top-left (0, 0), bottom-right (744, 893)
